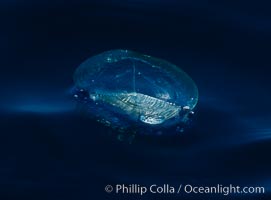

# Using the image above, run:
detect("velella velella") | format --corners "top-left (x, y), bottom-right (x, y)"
top-left (72, 49), bottom-right (198, 136)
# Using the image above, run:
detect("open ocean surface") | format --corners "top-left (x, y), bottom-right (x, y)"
top-left (0, 1), bottom-right (271, 199)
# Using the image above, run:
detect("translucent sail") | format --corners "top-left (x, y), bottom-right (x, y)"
top-left (73, 49), bottom-right (198, 130)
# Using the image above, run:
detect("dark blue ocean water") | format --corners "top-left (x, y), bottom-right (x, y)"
top-left (0, 1), bottom-right (271, 199)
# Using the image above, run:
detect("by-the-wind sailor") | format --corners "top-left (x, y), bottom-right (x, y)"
top-left (73, 49), bottom-right (198, 134)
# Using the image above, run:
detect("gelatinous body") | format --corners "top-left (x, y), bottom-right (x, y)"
top-left (90, 92), bottom-right (181, 125)
top-left (73, 49), bottom-right (198, 133)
